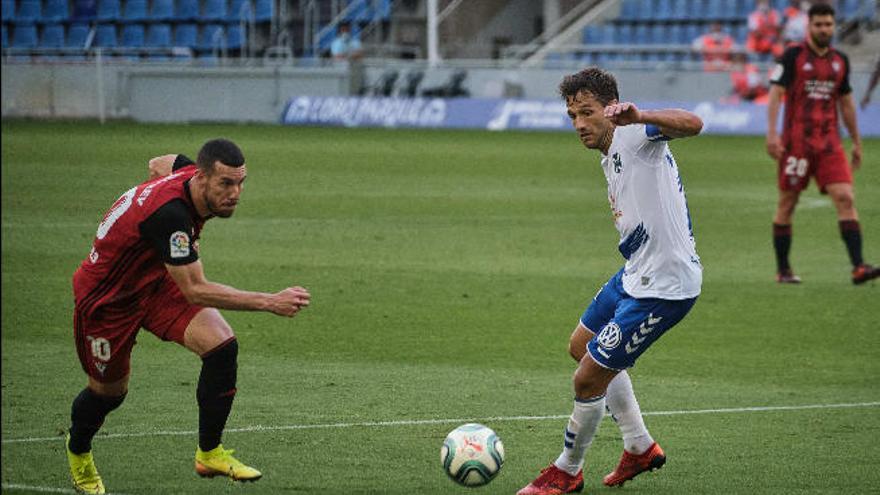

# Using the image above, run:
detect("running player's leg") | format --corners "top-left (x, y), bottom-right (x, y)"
top-left (142, 277), bottom-right (259, 481)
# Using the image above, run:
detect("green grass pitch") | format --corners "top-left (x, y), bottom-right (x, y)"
top-left (2, 120), bottom-right (879, 494)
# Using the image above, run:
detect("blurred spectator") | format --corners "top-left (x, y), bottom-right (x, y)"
top-left (860, 57), bottom-right (880, 109)
top-left (729, 52), bottom-right (769, 102)
top-left (692, 22), bottom-right (735, 72)
top-left (330, 22), bottom-right (363, 62)
top-left (747, 0), bottom-right (783, 59)
top-left (781, 0), bottom-right (810, 45)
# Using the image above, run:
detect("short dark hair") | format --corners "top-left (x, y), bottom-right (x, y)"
top-left (559, 67), bottom-right (619, 106)
top-left (808, 3), bottom-right (835, 18)
top-left (196, 138), bottom-right (245, 172)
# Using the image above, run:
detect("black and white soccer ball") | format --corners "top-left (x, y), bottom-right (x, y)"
top-left (440, 423), bottom-right (505, 487)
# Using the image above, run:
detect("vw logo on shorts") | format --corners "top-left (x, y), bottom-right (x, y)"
top-left (597, 323), bottom-right (622, 349)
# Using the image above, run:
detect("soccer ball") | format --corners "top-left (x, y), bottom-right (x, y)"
top-left (440, 423), bottom-right (505, 487)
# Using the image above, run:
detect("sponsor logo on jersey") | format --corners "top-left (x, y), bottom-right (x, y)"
top-left (597, 322), bottom-right (622, 350)
top-left (802, 62), bottom-right (813, 71)
top-left (170, 231), bottom-right (191, 258)
top-left (89, 246), bottom-right (99, 264)
top-left (612, 152), bottom-right (623, 173)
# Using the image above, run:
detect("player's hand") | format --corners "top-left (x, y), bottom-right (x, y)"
top-left (269, 286), bottom-right (311, 317)
top-left (766, 135), bottom-right (784, 161)
top-left (604, 102), bottom-right (642, 126)
top-left (851, 143), bottom-right (862, 171)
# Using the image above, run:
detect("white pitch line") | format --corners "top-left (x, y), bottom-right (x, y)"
top-left (0, 483), bottom-right (132, 495)
top-left (3, 401), bottom-right (878, 446)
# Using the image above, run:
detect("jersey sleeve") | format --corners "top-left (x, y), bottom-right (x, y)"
top-left (139, 199), bottom-right (199, 266)
top-left (632, 125), bottom-right (668, 166)
top-left (770, 46), bottom-right (798, 87)
top-left (839, 52), bottom-right (853, 95)
top-left (172, 154), bottom-right (195, 172)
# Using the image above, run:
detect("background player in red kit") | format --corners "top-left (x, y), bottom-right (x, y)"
top-left (66, 139), bottom-right (311, 494)
top-left (766, 4), bottom-right (878, 285)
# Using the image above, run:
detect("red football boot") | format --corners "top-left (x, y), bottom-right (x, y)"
top-left (517, 464), bottom-right (584, 495)
top-left (602, 442), bottom-right (666, 487)
top-left (852, 264), bottom-right (880, 285)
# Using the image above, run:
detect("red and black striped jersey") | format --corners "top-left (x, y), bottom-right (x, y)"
top-left (770, 42), bottom-right (852, 153)
top-left (74, 164), bottom-right (205, 314)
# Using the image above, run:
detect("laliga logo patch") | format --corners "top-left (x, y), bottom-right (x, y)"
top-left (169, 231), bottom-right (190, 258)
top-left (597, 323), bottom-right (622, 350)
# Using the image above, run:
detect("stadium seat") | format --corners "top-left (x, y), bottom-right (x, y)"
top-left (227, 0), bottom-right (252, 22)
top-left (174, 0), bottom-right (197, 20)
top-left (226, 22), bottom-right (243, 49)
top-left (633, 23), bottom-right (649, 44)
top-left (202, 0), bottom-right (227, 22)
top-left (705, 0), bottom-right (725, 20)
top-left (253, 0), bottom-right (271, 22)
top-left (71, 0), bottom-right (97, 20)
top-left (43, 0), bottom-right (69, 22)
top-left (15, 0), bottom-right (42, 24)
top-left (96, 0), bottom-right (120, 21)
top-left (619, 0), bottom-right (638, 21)
top-left (94, 22), bottom-right (117, 47)
top-left (121, 22), bottom-right (143, 46)
top-left (146, 22), bottom-right (170, 46)
top-left (197, 22), bottom-right (224, 51)
top-left (689, 0), bottom-right (706, 20)
top-left (650, 24), bottom-right (667, 44)
top-left (615, 23), bottom-right (633, 45)
top-left (668, 24), bottom-right (684, 44)
top-left (1, 25), bottom-right (7, 47)
top-left (655, 0), bottom-right (672, 21)
top-left (671, 0), bottom-right (691, 20)
top-left (149, 0), bottom-right (174, 21)
top-left (12, 23), bottom-right (38, 47)
top-left (66, 21), bottom-right (90, 47)
top-left (2, 0), bottom-right (14, 22)
top-left (173, 22), bottom-right (196, 47)
top-left (582, 25), bottom-right (600, 44)
top-left (122, 0), bottom-right (148, 22)
top-left (733, 23), bottom-right (747, 44)
top-left (40, 22), bottom-right (64, 46)
top-left (684, 22), bottom-right (701, 45)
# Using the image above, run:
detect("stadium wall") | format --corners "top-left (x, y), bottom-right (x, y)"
top-left (2, 62), bottom-right (877, 136)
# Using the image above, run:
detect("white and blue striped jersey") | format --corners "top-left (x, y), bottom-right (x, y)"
top-left (599, 123), bottom-right (702, 299)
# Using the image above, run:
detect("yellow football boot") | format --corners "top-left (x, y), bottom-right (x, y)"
top-left (195, 445), bottom-right (262, 482)
top-left (65, 435), bottom-right (106, 494)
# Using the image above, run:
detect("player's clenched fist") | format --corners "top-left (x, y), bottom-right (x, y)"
top-left (270, 286), bottom-right (311, 317)
top-left (604, 102), bottom-right (641, 126)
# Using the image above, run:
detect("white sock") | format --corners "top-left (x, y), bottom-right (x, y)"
top-left (605, 371), bottom-right (654, 455)
top-left (553, 395), bottom-right (606, 476)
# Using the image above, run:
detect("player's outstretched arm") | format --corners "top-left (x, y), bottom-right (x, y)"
top-left (165, 259), bottom-right (311, 317)
top-left (604, 102), bottom-right (703, 138)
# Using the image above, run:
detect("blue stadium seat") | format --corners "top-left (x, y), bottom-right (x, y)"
top-left (150, 0), bottom-right (174, 21)
top-left (96, 0), bottom-right (120, 21)
top-left (40, 22), bottom-right (64, 46)
top-left (254, 0), bottom-right (271, 22)
top-left (227, 0), bottom-right (251, 21)
top-left (615, 23), bottom-right (633, 44)
top-left (121, 23), bottom-right (143, 46)
top-left (43, 0), bottom-right (69, 21)
top-left (684, 22), bottom-right (701, 44)
top-left (620, 0), bottom-right (638, 21)
top-left (122, 0), bottom-right (148, 22)
top-left (146, 23), bottom-right (170, 46)
top-left (655, 0), bottom-right (672, 21)
top-left (226, 22), bottom-right (243, 49)
top-left (173, 22), bottom-right (196, 47)
top-left (599, 24), bottom-right (615, 44)
top-left (633, 23), bottom-right (649, 44)
top-left (202, 0), bottom-right (227, 22)
top-left (689, 0), bottom-right (706, 20)
top-left (649, 24), bottom-right (666, 44)
top-left (734, 23), bottom-right (747, 44)
top-left (671, 0), bottom-right (691, 20)
top-left (197, 23), bottom-right (223, 50)
top-left (16, 0), bottom-right (42, 24)
top-left (12, 23), bottom-right (38, 47)
top-left (1, 25), bottom-right (7, 47)
top-left (94, 23), bottom-right (117, 47)
top-left (2, 0), bottom-right (14, 21)
top-left (668, 24), bottom-right (684, 44)
top-left (582, 25), bottom-right (601, 44)
top-left (71, 0), bottom-right (96, 20)
top-left (66, 21), bottom-right (90, 47)
top-left (841, 0), bottom-right (860, 19)
top-left (174, 0), bottom-right (198, 20)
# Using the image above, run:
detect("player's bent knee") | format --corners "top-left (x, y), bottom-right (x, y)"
top-left (197, 338), bottom-right (238, 405)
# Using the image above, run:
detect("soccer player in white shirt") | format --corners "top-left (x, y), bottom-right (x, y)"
top-left (518, 67), bottom-right (704, 495)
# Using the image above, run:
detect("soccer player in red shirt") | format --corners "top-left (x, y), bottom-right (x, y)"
top-left (766, 4), bottom-right (879, 285)
top-left (66, 139), bottom-right (311, 494)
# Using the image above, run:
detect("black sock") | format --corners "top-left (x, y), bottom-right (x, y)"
top-left (773, 223), bottom-right (793, 272)
top-left (69, 388), bottom-right (126, 454)
top-left (197, 338), bottom-right (238, 452)
top-left (839, 220), bottom-right (863, 267)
